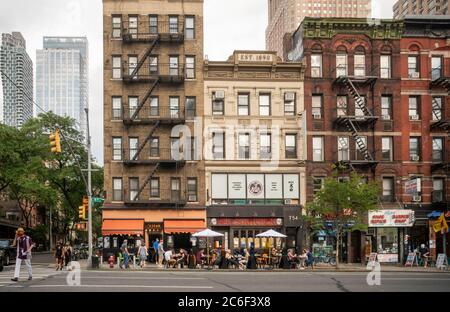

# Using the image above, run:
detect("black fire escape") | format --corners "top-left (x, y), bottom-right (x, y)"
top-left (120, 17), bottom-right (186, 208)
top-left (333, 68), bottom-right (378, 172)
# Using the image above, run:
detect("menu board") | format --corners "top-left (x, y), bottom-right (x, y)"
top-left (436, 253), bottom-right (448, 269)
top-left (405, 252), bottom-right (417, 267)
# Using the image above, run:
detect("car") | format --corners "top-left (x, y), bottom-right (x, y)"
top-left (0, 239), bottom-right (16, 266)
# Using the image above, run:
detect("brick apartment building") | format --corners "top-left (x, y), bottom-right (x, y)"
top-left (393, 0), bottom-right (450, 19)
top-left (102, 0), bottom-right (206, 254)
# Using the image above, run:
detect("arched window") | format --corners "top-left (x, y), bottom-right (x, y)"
top-left (336, 46), bottom-right (347, 77)
top-left (354, 46), bottom-right (366, 77)
top-left (380, 45), bottom-right (392, 79)
top-left (408, 44), bottom-right (421, 78)
top-left (311, 44), bottom-right (323, 78)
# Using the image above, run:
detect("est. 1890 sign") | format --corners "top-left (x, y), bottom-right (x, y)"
top-left (237, 53), bottom-right (274, 62)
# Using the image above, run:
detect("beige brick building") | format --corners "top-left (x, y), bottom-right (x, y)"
top-left (203, 51), bottom-right (307, 251)
top-left (102, 0), bottom-right (206, 251)
top-left (266, 0), bottom-right (372, 60)
top-left (393, 0), bottom-right (449, 18)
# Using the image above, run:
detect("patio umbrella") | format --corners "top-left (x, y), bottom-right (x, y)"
top-left (256, 229), bottom-right (287, 268)
top-left (192, 229), bottom-right (224, 268)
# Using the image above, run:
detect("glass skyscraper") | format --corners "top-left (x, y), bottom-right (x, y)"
top-left (0, 32), bottom-right (33, 128)
top-left (36, 37), bottom-right (89, 137)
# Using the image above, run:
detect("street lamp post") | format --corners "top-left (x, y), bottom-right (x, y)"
top-left (85, 108), bottom-right (93, 268)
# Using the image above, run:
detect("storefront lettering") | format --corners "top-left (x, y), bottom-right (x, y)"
top-left (216, 218), bottom-right (280, 227)
top-left (238, 53), bottom-right (273, 62)
top-left (368, 210), bottom-right (415, 227)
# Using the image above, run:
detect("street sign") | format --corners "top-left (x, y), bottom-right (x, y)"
top-left (405, 178), bottom-right (421, 195)
top-left (93, 197), bottom-right (104, 204)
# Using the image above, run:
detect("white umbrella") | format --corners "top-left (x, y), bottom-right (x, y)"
top-left (256, 229), bottom-right (287, 268)
top-left (192, 228), bottom-right (224, 269)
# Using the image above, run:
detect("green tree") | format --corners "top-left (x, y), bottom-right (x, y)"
top-left (306, 172), bottom-right (379, 267)
top-left (0, 124), bottom-right (26, 192)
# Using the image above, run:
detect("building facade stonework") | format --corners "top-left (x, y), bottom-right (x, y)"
top-left (394, 0), bottom-right (450, 19)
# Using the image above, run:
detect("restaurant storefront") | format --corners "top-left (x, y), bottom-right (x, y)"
top-left (427, 211), bottom-right (450, 260)
top-left (367, 209), bottom-right (415, 263)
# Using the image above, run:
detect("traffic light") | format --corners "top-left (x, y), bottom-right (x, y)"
top-left (49, 129), bottom-right (61, 153)
top-left (78, 206), bottom-right (86, 220)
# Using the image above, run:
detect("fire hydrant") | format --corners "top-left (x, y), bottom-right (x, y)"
top-left (108, 255), bottom-right (115, 268)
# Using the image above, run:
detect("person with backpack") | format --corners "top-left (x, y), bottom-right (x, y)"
top-left (11, 228), bottom-right (34, 282)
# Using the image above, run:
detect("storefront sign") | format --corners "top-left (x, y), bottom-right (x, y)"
top-left (215, 218), bottom-right (281, 227)
top-left (283, 206), bottom-right (302, 227)
top-left (368, 210), bottom-right (415, 227)
top-left (145, 223), bottom-right (162, 233)
top-left (237, 53), bottom-right (273, 62)
top-left (247, 174), bottom-right (265, 199)
top-left (377, 253), bottom-right (398, 263)
top-left (212, 174), bottom-right (227, 198)
top-left (229, 174), bottom-right (246, 199)
top-left (265, 174), bottom-right (283, 199)
top-left (283, 174), bottom-right (299, 199)
top-left (405, 178), bottom-right (421, 195)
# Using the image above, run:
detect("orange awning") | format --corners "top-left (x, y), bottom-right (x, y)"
top-left (164, 219), bottom-right (205, 234)
top-left (102, 219), bottom-right (144, 236)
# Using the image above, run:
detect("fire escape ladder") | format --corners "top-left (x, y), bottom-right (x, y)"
top-left (132, 121), bottom-right (161, 161)
top-left (432, 97), bottom-right (442, 121)
top-left (131, 78), bottom-right (160, 120)
top-left (133, 163), bottom-right (160, 201)
top-left (344, 119), bottom-right (372, 161)
top-left (344, 78), bottom-right (372, 117)
top-left (130, 39), bottom-right (159, 79)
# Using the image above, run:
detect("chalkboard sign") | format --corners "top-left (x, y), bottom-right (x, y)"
top-left (405, 252), bottom-right (417, 267)
top-left (436, 253), bottom-right (448, 270)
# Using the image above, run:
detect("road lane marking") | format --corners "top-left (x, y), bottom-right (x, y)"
top-left (49, 276), bottom-right (206, 280)
top-left (29, 284), bottom-right (213, 289)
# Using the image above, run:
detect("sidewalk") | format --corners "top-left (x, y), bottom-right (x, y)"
top-left (78, 260), bottom-right (450, 273)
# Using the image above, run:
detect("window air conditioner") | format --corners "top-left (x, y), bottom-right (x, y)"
top-left (285, 93), bottom-right (295, 101)
top-left (382, 115), bottom-right (391, 120)
top-left (188, 195), bottom-right (197, 202)
top-left (284, 199), bottom-right (292, 205)
top-left (313, 113), bottom-right (322, 119)
top-left (410, 115), bottom-right (419, 120)
top-left (214, 91), bottom-right (225, 100)
top-left (410, 72), bottom-right (420, 78)
top-left (411, 155), bottom-right (420, 161)
top-left (412, 195), bottom-right (422, 202)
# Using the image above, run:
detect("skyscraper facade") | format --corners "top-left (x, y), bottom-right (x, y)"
top-left (0, 32), bottom-right (33, 128)
top-left (266, 0), bottom-right (372, 59)
top-left (393, 0), bottom-right (449, 19)
top-left (36, 37), bottom-right (89, 136)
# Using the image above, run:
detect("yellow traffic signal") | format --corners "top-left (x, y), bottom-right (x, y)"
top-left (49, 129), bottom-right (61, 153)
top-left (78, 205), bottom-right (86, 220)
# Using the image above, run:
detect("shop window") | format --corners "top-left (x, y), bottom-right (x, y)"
top-left (376, 228), bottom-right (398, 257)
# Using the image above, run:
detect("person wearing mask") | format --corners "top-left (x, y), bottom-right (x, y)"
top-left (55, 240), bottom-right (64, 271)
top-left (11, 228), bottom-right (34, 282)
top-left (152, 238), bottom-right (159, 263)
top-left (120, 239), bottom-right (129, 269)
top-left (158, 239), bottom-right (165, 268)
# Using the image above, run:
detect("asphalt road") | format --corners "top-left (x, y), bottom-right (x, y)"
top-left (1, 265), bottom-right (450, 292)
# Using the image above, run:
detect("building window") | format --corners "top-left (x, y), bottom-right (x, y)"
top-left (238, 133), bottom-right (250, 159)
top-left (189, 137), bottom-right (196, 161)
top-left (312, 137), bottom-right (324, 162)
top-left (313, 177), bottom-right (325, 195)
top-left (382, 137), bottom-right (393, 161)
top-left (409, 137), bottom-right (420, 161)
top-left (431, 56), bottom-right (442, 80)
top-left (336, 50), bottom-right (348, 77)
top-left (432, 137), bottom-right (444, 162)
top-left (186, 97), bottom-right (196, 119)
top-left (312, 95), bottom-right (322, 119)
top-left (129, 137), bottom-right (139, 160)
top-left (112, 56), bottom-right (121, 79)
top-left (112, 97), bottom-right (122, 119)
top-left (112, 137), bottom-right (122, 161)
top-left (149, 56), bottom-right (158, 74)
top-left (149, 15), bottom-right (158, 34)
top-left (150, 178), bottom-right (160, 198)
top-left (150, 137), bottom-right (159, 157)
top-left (432, 97), bottom-right (443, 121)
top-left (408, 55), bottom-right (419, 78)
top-left (354, 48), bottom-right (366, 77)
top-left (238, 93), bottom-right (250, 116)
top-left (212, 91), bottom-right (225, 115)
top-left (171, 178), bottom-right (181, 201)
top-left (260, 133), bottom-right (271, 159)
top-left (382, 177), bottom-right (394, 202)
top-left (169, 56), bottom-right (179, 76)
top-left (284, 92), bottom-right (296, 116)
top-left (337, 96), bottom-right (347, 116)
top-left (128, 96), bottom-right (138, 118)
top-left (112, 16), bottom-right (122, 38)
top-left (169, 96), bottom-right (180, 118)
top-left (212, 132), bottom-right (225, 159)
top-left (186, 56), bottom-right (195, 79)
top-left (355, 96), bottom-right (366, 117)
top-left (128, 16), bottom-right (138, 37)
top-left (187, 178), bottom-right (197, 202)
top-left (128, 55), bottom-right (138, 78)
top-left (381, 96), bottom-right (392, 120)
top-left (380, 55), bottom-right (391, 78)
top-left (259, 94), bottom-right (271, 116)
top-left (408, 96), bottom-right (420, 120)
top-left (311, 54), bottom-right (322, 77)
top-left (150, 96), bottom-right (159, 116)
top-left (129, 177), bottom-right (139, 201)
top-left (285, 134), bottom-right (297, 159)
top-left (112, 178), bottom-right (122, 201)
top-left (338, 136), bottom-right (349, 161)
top-left (185, 16), bottom-right (195, 39)
top-left (169, 16), bottom-right (179, 34)
top-left (433, 178), bottom-right (444, 203)
top-left (171, 137), bottom-right (181, 160)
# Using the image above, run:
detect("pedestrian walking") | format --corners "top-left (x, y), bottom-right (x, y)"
top-left (63, 242), bottom-right (73, 270)
top-left (11, 228), bottom-right (34, 282)
top-left (152, 238), bottom-right (159, 263)
top-left (138, 243), bottom-right (148, 268)
top-left (120, 239), bottom-right (129, 269)
top-left (55, 240), bottom-right (64, 271)
top-left (157, 239), bottom-right (165, 268)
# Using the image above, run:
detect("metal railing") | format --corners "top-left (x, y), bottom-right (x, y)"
top-left (123, 147), bottom-right (186, 163)
top-left (125, 188), bottom-right (187, 204)
top-left (123, 62), bottom-right (185, 82)
top-left (121, 20), bottom-right (185, 42)
top-left (118, 106), bottom-right (194, 122)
